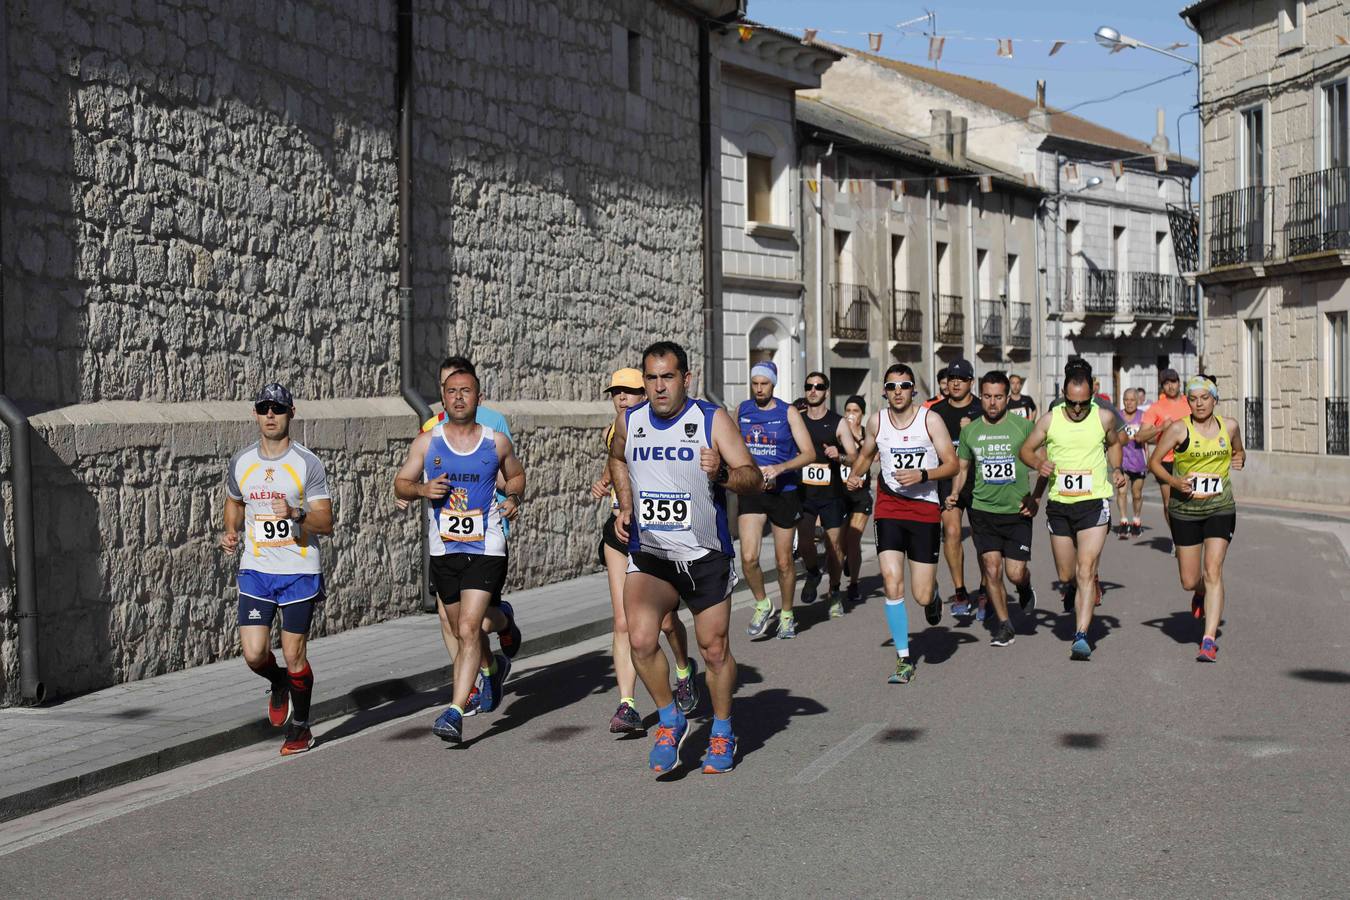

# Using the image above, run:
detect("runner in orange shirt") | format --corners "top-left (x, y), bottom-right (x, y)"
top-left (1134, 369), bottom-right (1190, 538)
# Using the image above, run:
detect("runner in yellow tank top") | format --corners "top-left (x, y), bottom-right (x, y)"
top-left (1149, 376), bottom-right (1245, 662)
top-left (1020, 373), bottom-right (1127, 661)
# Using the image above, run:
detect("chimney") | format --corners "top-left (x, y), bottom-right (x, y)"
top-left (1028, 79), bottom-right (1051, 133)
top-left (951, 116), bottom-right (968, 164)
top-left (930, 109), bottom-right (953, 159)
top-left (1150, 107), bottom-right (1171, 155)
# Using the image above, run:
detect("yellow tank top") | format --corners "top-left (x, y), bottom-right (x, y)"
top-left (1046, 403), bottom-right (1112, 503)
top-left (605, 422), bottom-right (619, 510)
top-left (1170, 414), bottom-right (1234, 519)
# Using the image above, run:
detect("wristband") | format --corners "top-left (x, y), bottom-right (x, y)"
top-left (919, 469), bottom-right (929, 483)
top-left (506, 492), bottom-right (523, 505)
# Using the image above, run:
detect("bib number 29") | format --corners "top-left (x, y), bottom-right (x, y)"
top-left (439, 508), bottom-right (485, 542)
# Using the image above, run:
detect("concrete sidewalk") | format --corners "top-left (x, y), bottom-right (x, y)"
top-left (0, 536), bottom-right (869, 822)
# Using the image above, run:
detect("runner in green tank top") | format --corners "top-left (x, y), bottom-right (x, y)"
top-left (1149, 376), bottom-right (1245, 662)
top-left (1020, 372), bottom-right (1127, 661)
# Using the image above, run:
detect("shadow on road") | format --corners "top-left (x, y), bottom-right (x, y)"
top-left (1059, 732), bottom-right (1106, 750)
top-left (793, 574), bottom-right (884, 635)
top-left (915, 626), bottom-right (979, 665)
top-left (876, 727), bottom-right (924, 743)
top-left (1141, 612), bottom-right (1223, 645)
top-left (320, 678), bottom-right (455, 747)
top-left (1287, 668), bottom-right (1350, 684)
top-left (1028, 610), bottom-right (1122, 646)
top-left (461, 650), bottom-right (616, 748)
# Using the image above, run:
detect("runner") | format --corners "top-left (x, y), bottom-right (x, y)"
top-left (1134, 368), bottom-right (1190, 539)
top-left (925, 366), bottom-right (950, 408)
top-left (221, 383), bottom-right (334, 756)
top-left (1148, 376), bottom-right (1245, 662)
top-left (930, 359), bottom-right (982, 618)
top-left (846, 364), bottom-right (958, 684)
top-left (736, 361), bottom-right (816, 640)
top-left (1020, 371), bottom-right (1127, 660)
top-left (1116, 388), bottom-right (1147, 538)
top-left (393, 367), bottom-right (526, 742)
top-left (609, 340), bottom-right (762, 774)
top-left (840, 394), bottom-right (873, 605)
top-left (948, 371), bottom-right (1038, 647)
top-left (590, 367), bottom-right (698, 733)
top-left (796, 372), bottom-right (860, 619)
top-left (1008, 373), bottom-right (1038, 420)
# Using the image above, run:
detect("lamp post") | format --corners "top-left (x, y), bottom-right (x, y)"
top-left (1094, 24), bottom-right (1205, 368)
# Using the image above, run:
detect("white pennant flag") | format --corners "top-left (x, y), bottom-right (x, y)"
top-left (997, 38), bottom-right (1013, 58)
top-left (868, 32), bottom-right (883, 52)
top-left (928, 36), bottom-right (946, 61)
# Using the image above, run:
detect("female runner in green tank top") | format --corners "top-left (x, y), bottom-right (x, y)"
top-left (1148, 376), bottom-right (1245, 662)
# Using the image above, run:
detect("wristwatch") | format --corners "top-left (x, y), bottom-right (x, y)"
top-left (919, 469), bottom-right (929, 483)
top-left (506, 492), bottom-right (524, 506)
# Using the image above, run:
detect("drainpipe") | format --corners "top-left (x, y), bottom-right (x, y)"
top-left (926, 187), bottom-right (937, 390)
top-left (815, 146), bottom-right (831, 374)
top-left (698, 20), bottom-right (724, 407)
top-left (1032, 190), bottom-right (1043, 408)
top-left (0, 3), bottom-right (41, 703)
top-left (1195, 33), bottom-right (1206, 369)
top-left (396, 0), bottom-right (434, 613)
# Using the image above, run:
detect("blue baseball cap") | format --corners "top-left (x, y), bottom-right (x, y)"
top-left (254, 383), bottom-right (294, 408)
top-left (947, 359), bottom-right (974, 380)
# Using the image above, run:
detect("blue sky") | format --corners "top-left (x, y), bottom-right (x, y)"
top-left (749, 0), bottom-right (1200, 160)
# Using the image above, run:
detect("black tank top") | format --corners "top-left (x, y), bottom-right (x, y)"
top-left (801, 409), bottom-right (843, 499)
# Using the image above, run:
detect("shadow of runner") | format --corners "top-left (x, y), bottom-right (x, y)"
top-left (914, 626), bottom-right (978, 665)
top-left (1030, 609), bottom-right (1122, 645)
top-left (459, 650), bottom-right (615, 748)
top-left (1141, 611), bottom-right (1223, 645)
top-left (319, 678), bottom-right (455, 747)
top-left (1286, 668), bottom-right (1350, 684)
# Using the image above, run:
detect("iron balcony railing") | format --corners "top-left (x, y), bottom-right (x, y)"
top-left (1286, 167), bottom-right (1350, 257)
top-left (831, 283), bottom-right (869, 341)
top-left (978, 298), bottom-right (1003, 346)
top-left (891, 290), bottom-right (922, 343)
top-left (1009, 301), bottom-right (1031, 349)
top-left (1328, 397), bottom-right (1350, 456)
top-left (1061, 266), bottom-right (1195, 319)
top-left (1061, 265), bottom-right (1118, 316)
top-left (1128, 271), bottom-right (1197, 319)
top-left (937, 294), bottom-right (964, 345)
top-left (1244, 397), bottom-right (1265, 451)
top-left (1210, 185), bottom-right (1276, 267)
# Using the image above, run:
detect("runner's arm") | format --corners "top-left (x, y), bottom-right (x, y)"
top-left (1103, 408), bottom-right (1127, 488)
top-left (607, 412), bottom-right (634, 541)
top-left (1147, 420), bottom-right (1190, 492)
top-left (220, 496), bottom-right (244, 553)
top-left (394, 432), bottom-right (437, 501)
top-left (924, 411), bottom-right (960, 482)
top-left (1228, 416), bottom-right (1246, 471)
top-left (710, 408), bottom-right (763, 495)
top-left (949, 456), bottom-right (971, 508)
top-left (845, 413), bottom-right (880, 490)
top-left (760, 405), bottom-right (817, 482)
top-left (1019, 413), bottom-right (1053, 502)
top-left (496, 432), bottom-right (526, 521)
top-left (297, 499), bottom-right (333, 538)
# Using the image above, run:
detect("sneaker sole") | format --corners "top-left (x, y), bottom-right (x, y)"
top-left (1070, 648), bottom-right (1092, 661)
top-left (280, 737), bottom-right (314, 756)
top-left (610, 721), bottom-right (645, 734)
top-left (432, 725), bottom-right (463, 742)
top-left (650, 725), bottom-right (691, 774)
top-left (991, 637), bottom-right (1015, 647)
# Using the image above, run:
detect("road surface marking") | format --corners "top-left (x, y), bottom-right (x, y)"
top-left (789, 722), bottom-right (884, 784)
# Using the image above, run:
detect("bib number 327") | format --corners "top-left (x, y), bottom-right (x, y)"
top-left (438, 508), bottom-right (485, 542)
top-left (639, 491), bottom-right (692, 532)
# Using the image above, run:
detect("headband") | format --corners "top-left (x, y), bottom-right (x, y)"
top-left (750, 363), bottom-right (778, 386)
top-left (1185, 376), bottom-right (1218, 400)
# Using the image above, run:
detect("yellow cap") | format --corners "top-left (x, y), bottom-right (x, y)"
top-left (606, 368), bottom-right (644, 393)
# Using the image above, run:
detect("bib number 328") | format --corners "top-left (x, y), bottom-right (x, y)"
top-left (638, 491), bottom-right (692, 532)
top-left (980, 459), bottom-right (1016, 484)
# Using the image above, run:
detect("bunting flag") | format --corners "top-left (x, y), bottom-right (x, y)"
top-left (738, 25), bottom-right (753, 42)
top-left (1023, 172), bottom-right (1038, 188)
top-left (997, 38), bottom-right (1013, 58)
top-left (978, 175), bottom-right (993, 193)
top-left (1338, 35), bottom-right (1350, 46)
top-left (1111, 160), bottom-right (1125, 178)
top-left (803, 27), bottom-right (818, 42)
top-left (1064, 163), bottom-right (1079, 183)
top-left (1049, 40), bottom-right (1067, 56)
top-left (807, 179), bottom-right (818, 194)
top-left (1154, 154), bottom-right (1168, 173)
top-left (868, 32), bottom-right (883, 52)
top-left (936, 176), bottom-right (950, 193)
top-left (928, 36), bottom-right (946, 61)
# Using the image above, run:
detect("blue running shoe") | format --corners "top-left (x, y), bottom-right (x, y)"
top-left (497, 600), bottom-right (523, 659)
top-left (463, 683), bottom-right (482, 718)
top-left (483, 652), bottom-right (511, 713)
top-left (432, 706), bottom-right (463, 742)
top-left (701, 731), bottom-right (737, 774)
top-left (648, 712), bottom-right (689, 773)
top-left (747, 603), bottom-right (775, 638)
top-left (674, 657), bottom-right (700, 716)
top-left (475, 664), bottom-right (497, 714)
top-left (1070, 632), bottom-right (1092, 661)
top-left (777, 612), bottom-right (798, 640)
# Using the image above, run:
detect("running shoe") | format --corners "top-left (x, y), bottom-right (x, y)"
top-left (1070, 632), bottom-right (1092, 661)
top-left (846, 582), bottom-right (862, 604)
top-left (1061, 585), bottom-right (1076, 613)
top-left (475, 664), bottom-right (497, 715)
top-left (462, 683), bottom-right (482, 718)
top-left (828, 591), bottom-right (845, 619)
top-left (1131, 522), bottom-right (1142, 537)
top-left (950, 588), bottom-right (972, 618)
top-left (1117, 523), bottom-right (1130, 540)
top-left (974, 591), bottom-right (988, 623)
top-left (990, 620), bottom-right (1016, 647)
top-left (487, 652), bottom-right (512, 710)
top-left (1017, 585), bottom-right (1037, 613)
top-left (923, 597), bottom-right (942, 626)
top-left (1196, 637), bottom-right (1218, 663)
top-left (280, 722), bottom-right (314, 756)
top-left (648, 713), bottom-right (689, 773)
top-left (674, 657), bottom-right (700, 715)
top-left (267, 681), bottom-right (290, 728)
top-left (701, 732), bottom-right (737, 774)
top-left (800, 569), bottom-right (822, 605)
top-left (432, 706), bottom-right (463, 742)
top-left (1191, 590), bottom-right (1205, 620)
top-left (746, 603), bottom-right (775, 638)
top-left (888, 657), bottom-right (915, 684)
top-left (496, 600), bottom-right (523, 659)
top-left (609, 701), bottom-right (644, 733)
top-left (777, 613), bottom-right (798, 640)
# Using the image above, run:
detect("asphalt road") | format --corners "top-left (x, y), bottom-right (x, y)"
top-left (3, 503), bottom-right (1349, 898)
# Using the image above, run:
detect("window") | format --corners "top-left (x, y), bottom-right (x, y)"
top-left (891, 235), bottom-right (907, 290)
top-left (626, 31), bottom-right (641, 94)
top-left (746, 153), bottom-right (774, 223)
top-left (834, 230), bottom-right (853, 284)
top-left (1112, 225), bottom-right (1127, 271)
top-left (1278, 0), bottom-right (1300, 33)
top-left (1242, 107), bottom-right (1265, 188)
top-left (935, 241), bottom-right (949, 295)
top-left (976, 248), bottom-right (990, 300)
top-left (1325, 82), bottom-right (1349, 169)
top-left (1331, 313), bottom-right (1349, 397)
top-left (1246, 318), bottom-right (1265, 398)
top-left (1006, 253), bottom-right (1021, 302)
top-left (1155, 231), bottom-right (1171, 275)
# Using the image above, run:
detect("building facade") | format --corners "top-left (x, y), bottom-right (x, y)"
top-left (1184, 0), bottom-right (1350, 504)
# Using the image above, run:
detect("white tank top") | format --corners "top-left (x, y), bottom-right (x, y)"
top-left (625, 398), bottom-right (733, 562)
top-left (875, 406), bottom-right (939, 505)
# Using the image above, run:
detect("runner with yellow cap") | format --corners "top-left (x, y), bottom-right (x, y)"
top-left (1148, 376), bottom-right (1245, 662)
top-left (591, 367), bottom-right (697, 732)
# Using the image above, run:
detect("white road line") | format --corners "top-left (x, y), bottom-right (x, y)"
top-left (789, 722), bottom-right (884, 784)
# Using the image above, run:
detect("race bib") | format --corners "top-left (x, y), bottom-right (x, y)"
top-left (890, 449), bottom-right (927, 471)
top-left (839, 464), bottom-right (853, 483)
top-left (802, 463), bottom-right (832, 487)
top-left (438, 507), bottom-right (485, 542)
top-left (638, 491), bottom-right (691, 532)
top-left (1190, 473), bottom-right (1224, 499)
top-left (253, 515), bottom-right (296, 548)
top-left (980, 458), bottom-right (1016, 485)
top-left (1125, 424), bottom-right (1141, 439)
top-left (1057, 470), bottom-right (1093, 497)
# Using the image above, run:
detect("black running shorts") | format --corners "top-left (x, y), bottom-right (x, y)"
top-left (627, 549), bottom-right (738, 613)
top-left (844, 488), bottom-right (873, 517)
top-left (431, 553), bottom-right (507, 605)
top-left (738, 489), bottom-right (802, 530)
top-left (1169, 512), bottom-right (1236, 546)
top-left (1045, 499), bottom-right (1111, 537)
top-left (968, 508), bottom-right (1033, 561)
top-left (800, 495), bottom-right (847, 530)
top-left (874, 517), bottom-right (941, 564)
top-left (598, 513), bottom-right (627, 566)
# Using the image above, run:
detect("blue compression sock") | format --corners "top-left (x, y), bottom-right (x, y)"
top-left (885, 598), bottom-right (910, 657)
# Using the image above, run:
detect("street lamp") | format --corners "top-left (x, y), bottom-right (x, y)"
top-left (1093, 25), bottom-right (1196, 66)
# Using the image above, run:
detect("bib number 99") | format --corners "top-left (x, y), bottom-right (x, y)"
top-left (253, 516), bottom-right (294, 547)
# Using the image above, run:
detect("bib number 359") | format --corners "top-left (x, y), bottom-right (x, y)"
top-left (638, 491), bottom-right (692, 532)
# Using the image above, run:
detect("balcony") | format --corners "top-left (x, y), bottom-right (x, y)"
top-left (831, 283), bottom-right (869, 341)
top-left (1209, 185), bottom-right (1275, 267)
top-left (1128, 272), bottom-right (1197, 320)
top-left (978, 298), bottom-right (1003, 347)
top-left (1245, 397), bottom-right (1265, 451)
top-left (891, 290), bottom-right (922, 343)
top-left (1009, 301), bottom-right (1031, 349)
top-left (1061, 265), bottom-right (1118, 316)
top-left (937, 294), bottom-right (964, 345)
top-left (1328, 397), bottom-right (1349, 456)
top-left (1060, 266), bottom-right (1195, 320)
top-left (1287, 167), bottom-right (1350, 257)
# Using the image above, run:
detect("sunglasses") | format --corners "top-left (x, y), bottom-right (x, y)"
top-left (805, 383), bottom-right (827, 391)
top-left (884, 381), bottom-right (915, 392)
top-left (255, 402), bottom-right (290, 416)
top-left (1063, 399), bottom-right (1092, 411)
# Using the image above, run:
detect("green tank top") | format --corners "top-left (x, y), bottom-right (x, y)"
top-left (1046, 403), bottom-right (1112, 504)
top-left (1169, 414), bottom-right (1235, 520)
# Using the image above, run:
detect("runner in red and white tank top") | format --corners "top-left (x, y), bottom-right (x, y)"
top-left (874, 397), bottom-right (941, 521)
